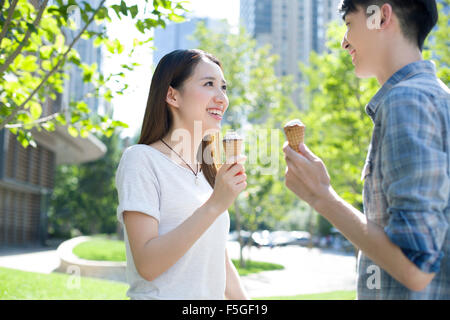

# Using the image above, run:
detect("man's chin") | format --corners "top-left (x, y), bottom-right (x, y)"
top-left (354, 66), bottom-right (374, 79)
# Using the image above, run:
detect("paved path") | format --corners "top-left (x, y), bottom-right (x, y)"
top-left (0, 242), bottom-right (358, 298)
top-left (226, 241), bottom-right (357, 298)
top-left (0, 246), bottom-right (61, 274)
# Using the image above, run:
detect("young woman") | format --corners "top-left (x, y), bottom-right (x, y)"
top-left (115, 49), bottom-right (249, 300)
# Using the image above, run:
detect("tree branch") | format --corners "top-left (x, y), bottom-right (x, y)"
top-left (0, 0), bottom-right (48, 75)
top-left (0, 0), bottom-right (107, 130)
top-left (4, 112), bottom-right (60, 128)
top-left (0, 0), bottom-right (18, 49)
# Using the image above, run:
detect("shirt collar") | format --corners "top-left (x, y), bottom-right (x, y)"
top-left (365, 60), bottom-right (437, 119)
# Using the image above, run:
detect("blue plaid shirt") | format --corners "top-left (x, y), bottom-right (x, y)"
top-left (357, 60), bottom-right (450, 299)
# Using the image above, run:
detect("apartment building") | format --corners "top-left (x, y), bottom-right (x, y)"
top-left (240, 0), bottom-right (342, 108)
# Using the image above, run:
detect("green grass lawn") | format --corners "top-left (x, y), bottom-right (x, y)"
top-left (0, 267), bottom-right (128, 300)
top-left (0, 266), bottom-right (355, 300)
top-left (73, 237), bottom-right (126, 262)
top-left (232, 259), bottom-right (284, 276)
top-left (73, 236), bottom-right (285, 276)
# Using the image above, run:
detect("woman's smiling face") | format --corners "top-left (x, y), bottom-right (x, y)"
top-left (169, 58), bottom-right (229, 135)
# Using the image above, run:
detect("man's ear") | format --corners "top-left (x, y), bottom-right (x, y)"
top-left (379, 3), bottom-right (393, 29)
top-left (166, 86), bottom-right (180, 108)
top-left (366, 3), bottom-right (392, 30)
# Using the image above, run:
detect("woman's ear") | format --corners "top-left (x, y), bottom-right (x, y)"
top-left (166, 86), bottom-right (180, 109)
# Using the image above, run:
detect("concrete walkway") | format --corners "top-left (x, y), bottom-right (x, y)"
top-left (0, 246), bottom-right (61, 274)
top-left (0, 241), bottom-right (358, 298)
top-left (226, 241), bottom-right (357, 298)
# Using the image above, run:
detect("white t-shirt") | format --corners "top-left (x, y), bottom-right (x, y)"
top-left (115, 144), bottom-right (230, 300)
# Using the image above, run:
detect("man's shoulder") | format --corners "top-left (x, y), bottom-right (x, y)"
top-left (387, 72), bottom-right (449, 103)
top-left (380, 74), bottom-right (448, 115)
top-left (376, 82), bottom-right (448, 132)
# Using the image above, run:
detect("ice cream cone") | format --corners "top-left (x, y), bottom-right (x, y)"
top-left (283, 119), bottom-right (305, 153)
top-left (212, 132), bottom-right (222, 168)
top-left (222, 131), bottom-right (243, 164)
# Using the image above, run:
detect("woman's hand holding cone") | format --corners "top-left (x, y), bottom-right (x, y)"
top-left (206, 155), bottom-right (247, 215)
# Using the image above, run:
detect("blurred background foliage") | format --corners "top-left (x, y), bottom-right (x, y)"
top-left (48, 2), bottom-right (449, 250)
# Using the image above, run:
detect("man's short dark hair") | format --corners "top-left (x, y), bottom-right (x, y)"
top-left (338, 0), bottom-right (438, 51)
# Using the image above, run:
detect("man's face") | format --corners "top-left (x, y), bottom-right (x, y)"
top-left (341, 5), bottom-right (381, 78)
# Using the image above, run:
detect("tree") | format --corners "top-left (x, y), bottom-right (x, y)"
top-left (427, 0), bottom-right (449, 86)
top-left (48, 129), bottom-right (124, 238)
top-left (194, 22), bottom-right (301, 266)
top-left (0, 0), bottom-right (186, 147)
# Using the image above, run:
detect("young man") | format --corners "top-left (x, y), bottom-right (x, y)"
top-left (283, 0), bottom-right (449, 299)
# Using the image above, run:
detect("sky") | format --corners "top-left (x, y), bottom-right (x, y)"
top-left (108, 0), bottom-right (240, 138)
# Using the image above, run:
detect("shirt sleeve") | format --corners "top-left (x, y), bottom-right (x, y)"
top-left (379, 87), bottom-right (449, 274)
top-left (115, 147), bottom-right (161, 224)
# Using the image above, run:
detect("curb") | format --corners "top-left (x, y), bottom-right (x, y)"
top-left (56, 236), bottom-right (126, 283)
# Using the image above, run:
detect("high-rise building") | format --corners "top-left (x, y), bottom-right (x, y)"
top-left (153, 17), bottom-right (228, 65)
top-left (240, 0), bottom-right (342, 108)
top-left (63, 3), bottom-right (108, 116)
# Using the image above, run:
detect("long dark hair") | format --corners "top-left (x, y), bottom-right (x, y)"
top-left (138, 49), bottom-right (221, 188)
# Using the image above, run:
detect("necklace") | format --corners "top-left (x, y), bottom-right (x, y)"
top-left (160, 139), bottom-right (200, 185)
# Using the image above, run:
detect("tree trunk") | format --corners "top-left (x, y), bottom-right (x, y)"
top-left (308, 205), bottom-right (314, 249)
top-left (234, 200), bottom-right (246, 268)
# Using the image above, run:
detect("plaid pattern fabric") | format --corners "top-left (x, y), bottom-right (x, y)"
top-left (357, 60), bottom-right (450, 299)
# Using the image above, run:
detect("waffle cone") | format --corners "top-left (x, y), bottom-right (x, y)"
top-left (284, 125), bottom-right (305, 153)
top-left (223, 139), bottom-right (242, 163)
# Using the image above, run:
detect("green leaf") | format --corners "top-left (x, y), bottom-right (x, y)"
top-left (168, 13), bottom-right (185, 23)
top-left (68, 49), bottom-right (82, 66)
top-left (26, 22), bottom-right (38, 34)
top-left (80, 128), bottom-right (89, 138)
top-left (42, 121), bottom-right (56, 132)
top-left (104, 127), bottom-right (114, 138)
top-left (105, 39), bottom-right (123, 54)
top-left (20, 138), bottom-right (29, 149)
top-left (42, 60), bottom-right (52, 71)
top-left (21, 55), bottom-right (38, 72)
top-left (17, 112), bottom-right (31, 123)
top-left (112, 120), bottom-right (129, 128)
top-left (82, 1), bottom-right (94, 12)
top-left (39, 46), bottom-right (53, 60)
top-left (55, 33), bottom-right (65, 49)
top-left (56, 114), bottom-right (67, 125)
top-left (111, 5), bottom-right (121, 19)
top-left (93, 36), bottom-right (104, 47)
top-left (68, 126), bottom-right (79, 137)
top-left (120, 0), bottom-right (128, 15)
top-left (30, 102), bottom-right (42, 119)
top-left (17, 130), bottom-right (36, 149)
top-left (135, 20), bottom-right (145, 33)
top-left (103, 89), bottom-right (113, 102)
top-left (96, 7), bottom-right (110, 21)
top-left (81, 11), bottom-right (89, 24)
top-left (81, 63), bottom-right (97, 82)
top-left (71, 112), bottom-right (81, 124)
top-left (76, 101), bottom-right (90, 114)
top-left (129, 5), bottom-right (138, 19)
